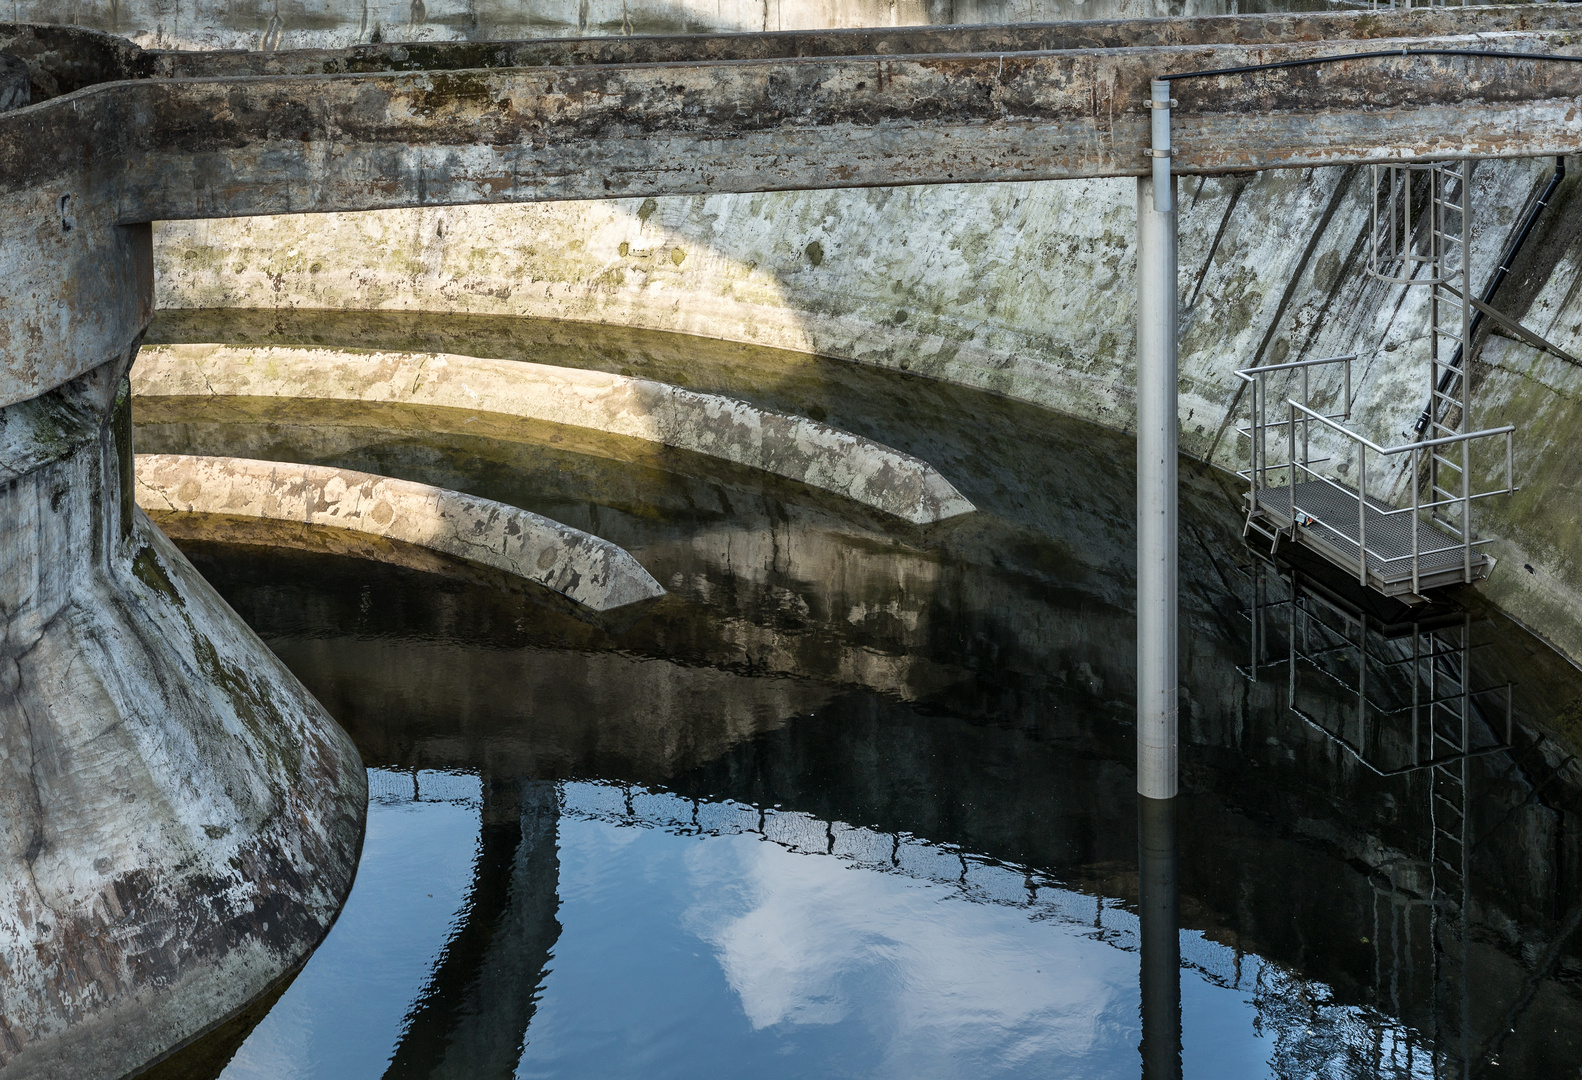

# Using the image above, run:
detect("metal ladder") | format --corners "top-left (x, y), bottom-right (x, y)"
top-left (1368, 160), bottom-right (1505, 588)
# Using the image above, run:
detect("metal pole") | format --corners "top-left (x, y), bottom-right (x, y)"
top-left (1136, 83), bottom-right (1178, 801)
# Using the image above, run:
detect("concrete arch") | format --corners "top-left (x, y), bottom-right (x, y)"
top-left (133, 453), bottom-right (667, 612)
top-left (132, 344), bottom-right (976, 524)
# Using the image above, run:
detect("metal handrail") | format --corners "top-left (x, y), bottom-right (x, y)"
top-left (1284, 399), bottom-right (1515, 591)
top-left (1234, 354), bottom-right (1359, 381)
top-left (1237, 355), bottom-right (1355, 515)
top-left (1286, 400), bottom-right (1514, 457)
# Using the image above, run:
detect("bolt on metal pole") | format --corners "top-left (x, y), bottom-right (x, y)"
top-left (1136, 79), bottom-right (1179, 802)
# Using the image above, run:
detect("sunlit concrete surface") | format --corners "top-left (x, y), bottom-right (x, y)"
top-left (134, 453), bottom-right (666, 612)
top-left (132, 345), bottom-right (976, 524)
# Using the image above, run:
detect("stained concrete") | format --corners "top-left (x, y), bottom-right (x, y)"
top-left (0, 0), bottom-right (1364, 53)
top-left (0, 361), bottom-right (366, 1080)
top-left (134, 452), bottom-right (665, 612)
top-left (132, 344), bottom-right (974, 524)
top-left (0, 52), bottom-right (26, 109)
top-left (150, 154), bottom-right (1582, 666)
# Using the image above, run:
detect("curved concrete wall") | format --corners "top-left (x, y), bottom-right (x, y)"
top-left (149, 153), bottom-right (1582, 665)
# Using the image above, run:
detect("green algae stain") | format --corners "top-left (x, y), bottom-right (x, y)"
top-left (132, 546), bottom-right (184, 607)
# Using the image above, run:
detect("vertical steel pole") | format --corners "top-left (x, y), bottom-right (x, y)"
top-left (1136, 78), bottom-right (1178, 801)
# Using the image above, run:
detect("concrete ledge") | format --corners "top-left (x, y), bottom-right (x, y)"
top-left (134, 453), bottom-right (665, 612)
top-left (133, 343), bottom-right (976, 525)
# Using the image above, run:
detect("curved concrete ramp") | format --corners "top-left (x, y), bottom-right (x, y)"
top-left (133, 344), bottom-right (976, 525)
top-left (134, 454), bottom-right (664, 613)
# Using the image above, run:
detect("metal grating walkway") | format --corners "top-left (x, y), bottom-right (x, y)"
top-left (1249, 481), bottom-right (1491, 597)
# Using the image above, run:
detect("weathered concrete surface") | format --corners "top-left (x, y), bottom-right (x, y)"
top-left (0, 361), bottom-right (366, 1080)
top-left (155, 151), bottom-right (1582, 667)
top-left (135, 453), bottom-right (666, 611)
top-left (134, 7), bottom-right (1582, 78)
top-left (0, 52), bottom-right (27, 109)
top-left (1, 0), bottom-right (1267, 52)
top-left (6, 11), bottom-right (1582, 411)
top-left (132, 344), bottom-right (974, 523)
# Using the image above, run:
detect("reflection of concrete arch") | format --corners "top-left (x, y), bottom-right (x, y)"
top-left (384, 777), bottom-right (561, 1080)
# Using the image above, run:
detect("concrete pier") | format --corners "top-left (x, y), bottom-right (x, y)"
top-left (0, 359), bottom-right (365, 1079)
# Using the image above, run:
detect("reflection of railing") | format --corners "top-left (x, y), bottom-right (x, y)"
top-left (1237, 356), bottom-right (1516, 595)
top-left (1239, 551), bottom-right (1499, 1075)
top-left (1238, 554), bottom-right (1512, 778)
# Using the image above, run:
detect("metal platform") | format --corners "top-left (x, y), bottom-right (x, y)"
top-left (1247, 480), bottom-right (1491, 597)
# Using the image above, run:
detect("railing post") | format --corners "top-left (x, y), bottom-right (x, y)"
top-left (1249, 378), bottom-right (1261, 513)
top-left (1411, 446), bottom-right (1421, 595)
top-left (1358, 445), bottom-right (1368, 587)
top-left (1288, 401), bottom-right (1297, 524)
top-left (1462, 435), bottom-right (1472, 582)
top-left (1136, 146), bottom-right (1178, 802)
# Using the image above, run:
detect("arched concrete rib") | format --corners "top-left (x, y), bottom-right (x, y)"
top-left (133, 454), bottom-right (665, 613)
top-left (132, 344), bottom-right (976, 525)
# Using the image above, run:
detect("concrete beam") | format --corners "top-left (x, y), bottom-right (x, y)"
top-left (132, 344), bottom-right (976, 524)
top-left (6, 15), bottom-right (1582, 224)
top-left (133, 453), bottom-right (668, 612)
top-left (138, 8), bottom-right (1582, 78)
top-left (9, 10), bottom-right (1582, 407)
top-left (8, 32), bottom-right (1579, 224)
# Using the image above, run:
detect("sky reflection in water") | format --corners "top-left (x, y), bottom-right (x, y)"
top-left (215, 771), bottom-right (1428, 1080)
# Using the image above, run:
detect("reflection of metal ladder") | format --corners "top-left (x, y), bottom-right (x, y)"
top-left (1240, 555), bottom-right (1498, 1076)
top-left (1238, 555), bottom-right (1511, 774)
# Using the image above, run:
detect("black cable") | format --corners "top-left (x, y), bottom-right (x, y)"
top-left (1163, 47), bottom-right (1582, 83)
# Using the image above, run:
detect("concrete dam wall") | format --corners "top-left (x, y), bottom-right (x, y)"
top-left (149, 148), bottom-right (1582, 663)
top-left (10, 0), bottom-right (1582, 1075)
top-left (58, 0), bottom-right (1580, 660)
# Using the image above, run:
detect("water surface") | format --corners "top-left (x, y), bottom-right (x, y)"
top-left (136, 313), bottom-right (1582, 1079)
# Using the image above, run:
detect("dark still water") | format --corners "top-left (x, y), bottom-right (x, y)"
top-left (135, 316), bottom-right (1582, 1079)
